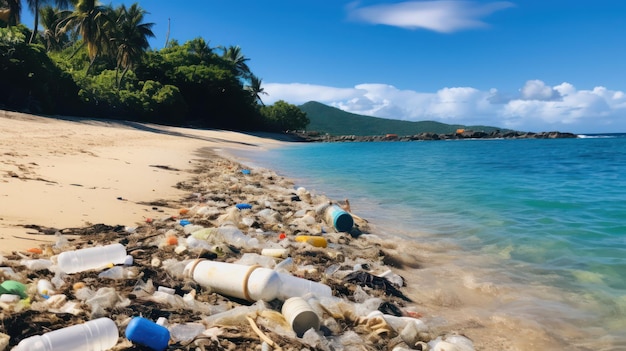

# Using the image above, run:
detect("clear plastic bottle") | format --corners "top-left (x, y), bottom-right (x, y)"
top-left (57, 243), bottom-right (127, 274)
top-left (13, 317), bottom-right (119, 351)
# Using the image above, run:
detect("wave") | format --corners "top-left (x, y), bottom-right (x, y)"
top-left (578, 133), bottom-right (626, 138)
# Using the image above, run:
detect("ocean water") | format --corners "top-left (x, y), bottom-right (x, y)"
top-left (232, 134), bottom-right (626, 350)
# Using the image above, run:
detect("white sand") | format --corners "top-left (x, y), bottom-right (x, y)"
top-left (0, 110), bottom-right (284, 253)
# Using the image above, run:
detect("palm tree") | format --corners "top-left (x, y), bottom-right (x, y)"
top-left (187, 37), bottom-right (212, 63)
top-left (0, 0), bottom-right (21, 26)
top-left (109, 3), bottom-right (154, 87)
top-left (26, 0), bottom-right (72, 43)
top-left (39, 5), bottom-right (70, 51)
top-left (246, 74), bottom-right (268, 105)
top-left (222, 45), bottom-right (251, 80)
top-left (57, 0), bottom-right (111, 72)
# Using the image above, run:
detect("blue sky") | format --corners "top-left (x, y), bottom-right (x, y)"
top-left (20, 1), bottom-right (626, 133)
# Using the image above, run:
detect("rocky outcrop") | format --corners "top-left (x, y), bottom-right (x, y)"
top-left (291, 130), bottom-right (578, 142)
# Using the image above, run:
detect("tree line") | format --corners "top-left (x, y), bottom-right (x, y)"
top-left (0, 0), bottom-right (309, 132)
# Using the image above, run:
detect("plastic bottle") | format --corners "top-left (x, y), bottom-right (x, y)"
top-left (325, 204), bottom-right (354, 232)
top-left (277, 273), bottom-right (332, 300)
top-left (125, 317), bottom-right (170, 351)
top-left (13, 317), bottom-right (118, 351)
top-left (57, 243), bottom-right (127, 274)
top-left (185, 259), bottom-right (332, 302)
top-left (294, 235), bottom-right (328, 248)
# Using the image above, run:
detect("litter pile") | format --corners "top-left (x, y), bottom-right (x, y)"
top-left (0, 155), bottom-right (475, 351)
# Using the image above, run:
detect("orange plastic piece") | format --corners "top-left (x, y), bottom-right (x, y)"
top-left (26, 247), bottom-right (43, 254)
top-left (179, 208), bottom-right (189, 215)
top-left (166, 236), bottom-right (178, 246)
top-left (73, 282), bottom-right (86, 290)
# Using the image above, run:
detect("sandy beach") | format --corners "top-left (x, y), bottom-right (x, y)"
top-left (1, 110), bottom-right (578, 351)
top-left (0, 110), bottom-right (285, 253)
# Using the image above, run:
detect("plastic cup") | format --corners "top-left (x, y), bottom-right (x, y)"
top-left (281, 297), bottom-right (320, 337)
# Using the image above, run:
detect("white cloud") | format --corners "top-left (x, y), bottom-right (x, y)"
top-left (263, 83), bottom-right (363, 104)
top-left (520, 80), bottom-right (561, 101)
top-left (347, 0), bottom-right (514, 33)
top-left (264, 80), bottom-right (626, 133)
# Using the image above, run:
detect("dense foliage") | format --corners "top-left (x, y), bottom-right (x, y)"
top-left (0, 25), bottom-right (80, 114)
top-left (0, 1), bottom-right (308, 132)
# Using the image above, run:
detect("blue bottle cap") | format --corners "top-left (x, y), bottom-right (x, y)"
top-left (236, 203), bottom-right (252, 210)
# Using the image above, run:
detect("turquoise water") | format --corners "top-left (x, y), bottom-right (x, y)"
top-left (235, 135), bottom-right (626, 349)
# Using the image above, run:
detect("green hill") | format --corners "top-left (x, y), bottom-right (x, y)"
top-left (298, 101), bottom-right (506, 136)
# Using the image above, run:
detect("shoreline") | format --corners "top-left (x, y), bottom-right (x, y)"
top-left (0, 111), bottom-right (590, 350)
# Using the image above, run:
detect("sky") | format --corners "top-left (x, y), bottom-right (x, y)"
top-left (20, 0), bottom-right (626, 133)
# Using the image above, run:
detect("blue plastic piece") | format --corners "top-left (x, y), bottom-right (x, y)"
top-left (236, 203), bottom-right (252, 210)
top-left (179, 219), bottom-right (190, 226)
top-left (241, 169), bottom-right (251, 175)
top-left (125, 317), bottom-right (170, 351)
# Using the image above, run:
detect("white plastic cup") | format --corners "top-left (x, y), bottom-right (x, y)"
top-left (57, 243), bottom-right (127, 274)
top-left (281, 297), bottom-right (320, 337)
top-left (13, 317), bottom-right (119, 351)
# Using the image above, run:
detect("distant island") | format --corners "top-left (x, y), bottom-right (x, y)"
top-left (294, 101), bottom-right (578, 141)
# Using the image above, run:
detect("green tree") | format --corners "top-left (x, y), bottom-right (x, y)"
top-left (221, 45), bottom-right (250, 80)
top-left (187, 37), bottom-right (212, 63)
top-left (26, 0), bottom-right (72, 43)
top-left (0, 0), bottom-right (21, 26)
top-left (0, 25), bottom-right (79, 113)
top-left (109, 3), bottom-right (154, 87)
top-left (39, 5), bottom-right (71, 51)
top-left (246, 74), bottom-right (267, 105)
top-left (57, 0), bottom-right (111, 72)
top-left (260, 100), bottom-right (309, 132)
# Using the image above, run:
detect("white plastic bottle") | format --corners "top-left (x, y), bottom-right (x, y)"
top-left (185, 259), bottom-right (332, 301)
top-left (12, 317), bottom-right (119, 351)
top-left (57, 243), bottom-right (127, 274)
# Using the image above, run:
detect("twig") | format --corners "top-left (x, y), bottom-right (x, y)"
top-left (246, 315), bottom-right (282, 351)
